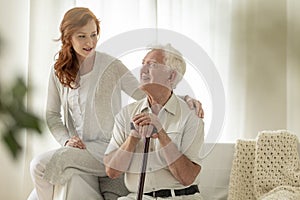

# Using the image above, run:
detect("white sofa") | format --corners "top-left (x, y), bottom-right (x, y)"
top-left (52, 142), bottom-right (299, 200)
top-left (51, 143), bottom-right (236, 200)
top-left (198, 143), bottom-right (235, 200)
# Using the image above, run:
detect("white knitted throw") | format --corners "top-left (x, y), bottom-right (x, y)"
top-left (228, 130), bottom-right (300, 200)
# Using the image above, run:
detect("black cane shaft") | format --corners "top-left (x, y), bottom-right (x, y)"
top-left (137, 137), bottom-right (151, 200)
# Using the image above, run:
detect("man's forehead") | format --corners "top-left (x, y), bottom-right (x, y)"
top-left (143, 49), bottom-right (164, 63)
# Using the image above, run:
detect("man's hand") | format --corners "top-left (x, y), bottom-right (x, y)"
top-left (184, 95), bottom-right (204, 118)
top-left (132, 113), bottom-right (163, 138)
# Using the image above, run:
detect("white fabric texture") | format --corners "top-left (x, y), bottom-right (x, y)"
top-left (254, 131), bottom-right (300, 199)
top-left (53, 174), bottom-right (103, 200)
top-left (228, 130), bottom-right (300, 200)
top-left (227, 139), bottom-right (256, 200)
top-left (44, 147), bottom-right (105, 185)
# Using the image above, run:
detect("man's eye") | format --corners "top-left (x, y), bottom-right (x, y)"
top-left (149, 63), bottom-right (157, 68)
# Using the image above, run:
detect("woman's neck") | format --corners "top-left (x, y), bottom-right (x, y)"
top-left (78, 53), bottom-right (95, 75)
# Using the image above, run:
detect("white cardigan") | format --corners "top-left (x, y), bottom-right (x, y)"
top-left (45, 51), bottom-right (145, 162)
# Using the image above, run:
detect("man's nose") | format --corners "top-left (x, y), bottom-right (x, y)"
top-left (141, 64), bottom-right (150, 72)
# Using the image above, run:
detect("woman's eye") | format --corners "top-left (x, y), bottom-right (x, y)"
top-left (78, 35), bottom-right (85, 38)
top-left (91, 33), bottom-right (97, 38)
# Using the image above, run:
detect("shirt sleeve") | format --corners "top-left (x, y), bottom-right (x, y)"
top-left (45, 68), bottom-right (70, 146)
top-left (105, 108), bottom-right (128, 155)
top-left (181, 114), bottom-right (204, 166)
top-left (116, 61), bottom-right (145, 100)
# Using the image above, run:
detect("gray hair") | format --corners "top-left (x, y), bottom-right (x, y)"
top-left (149, 43), bottom-right (186, 89)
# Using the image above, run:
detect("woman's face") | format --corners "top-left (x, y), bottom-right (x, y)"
top-left (71, 20), bottom-right (99, 62)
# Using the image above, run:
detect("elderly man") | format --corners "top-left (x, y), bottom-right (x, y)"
top-left (104, 44), bottom-right (204, 200)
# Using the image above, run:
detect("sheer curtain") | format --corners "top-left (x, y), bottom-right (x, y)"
top-left (0, 0), bottom-right (76, 199)
top-left (23, 1), bottom-right (76, 198)
top-left (74, 0), bottom-right (300, 142)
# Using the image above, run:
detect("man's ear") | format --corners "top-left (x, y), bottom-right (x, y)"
top-left (169, 70), bottom-right (177, 83)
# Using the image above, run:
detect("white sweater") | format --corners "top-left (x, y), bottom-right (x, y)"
top-left (45, 51), bottom-right (145, 162)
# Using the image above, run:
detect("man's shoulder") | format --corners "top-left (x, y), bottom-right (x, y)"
top-left (173, 95), bottom-right (193, 113)
top-left (174, 95), bottom-right (204, 123)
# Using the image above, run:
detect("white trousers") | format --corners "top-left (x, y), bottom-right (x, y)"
top-left (27, 174), bottom-right (102, 200)
top-left (28, 150), bottom-right (56, 200)
top-left (27, 149), bottom-right (103, 200)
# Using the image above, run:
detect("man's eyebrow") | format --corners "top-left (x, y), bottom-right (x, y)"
top-left (142, 59), bottom-right (157, 63)
top-left (75, 31), bottom-right (97, 34)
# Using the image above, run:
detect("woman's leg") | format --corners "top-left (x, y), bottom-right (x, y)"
top-left (29, 150), bottom-right (56, 200)
top-left (64, 174), bottom-right (103, 200)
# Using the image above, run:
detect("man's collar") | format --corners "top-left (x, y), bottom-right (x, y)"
top-left (139, 93), bottom-right (178, 115)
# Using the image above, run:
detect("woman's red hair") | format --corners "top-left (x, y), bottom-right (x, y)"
top-left (54, 7), bottom-right (100, 88)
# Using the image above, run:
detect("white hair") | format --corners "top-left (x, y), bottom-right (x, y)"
top-left (148, 43), bottom-right (186, 89)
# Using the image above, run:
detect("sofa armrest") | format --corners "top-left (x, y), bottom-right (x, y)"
top-left (198, 143), bottom-right (235, 200)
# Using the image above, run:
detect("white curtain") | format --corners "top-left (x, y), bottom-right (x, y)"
top-left (1, 0), bottom-right (300, 199)
top-left (76, 0), bottom-right (300, 141)
top-left (0, 0), bottom-right (76, 199)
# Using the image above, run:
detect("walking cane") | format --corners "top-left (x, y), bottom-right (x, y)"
top-left (137, 137), bottom-right (151, 200)
top-left (136, 125), bottom-right (157, 200)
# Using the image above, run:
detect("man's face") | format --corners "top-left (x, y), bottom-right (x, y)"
top-left (140, 50), bottom-right (173, 91)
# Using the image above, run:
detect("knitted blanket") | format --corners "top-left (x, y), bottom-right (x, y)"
top-left (228, 130), bottom-right (300, 200)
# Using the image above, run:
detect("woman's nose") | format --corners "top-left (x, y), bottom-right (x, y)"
top-left (86, 37), bottom-right (93, 45)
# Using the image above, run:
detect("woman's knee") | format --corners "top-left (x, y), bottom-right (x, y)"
top-left (30, 155), bottom-right (45, 177)
top-left (30, 150), bottom-right (54, 178)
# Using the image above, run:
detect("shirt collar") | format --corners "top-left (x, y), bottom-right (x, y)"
top-left (139, 93), bottom-right (178, 115)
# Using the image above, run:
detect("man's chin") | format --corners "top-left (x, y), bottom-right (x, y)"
top-left (140, 83), bottom-right (168, 92)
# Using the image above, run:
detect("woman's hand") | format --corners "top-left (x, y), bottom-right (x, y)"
top-left (184, 95), bottom-right (204, 118)
top-left (65, 136), bottom-right (86, 149)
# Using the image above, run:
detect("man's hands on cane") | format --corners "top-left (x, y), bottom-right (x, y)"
top-left (131, 113), bottom-right (163, 138)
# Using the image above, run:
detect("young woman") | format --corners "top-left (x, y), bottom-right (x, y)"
top-left (28, 7), bottom-right (203, 200)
